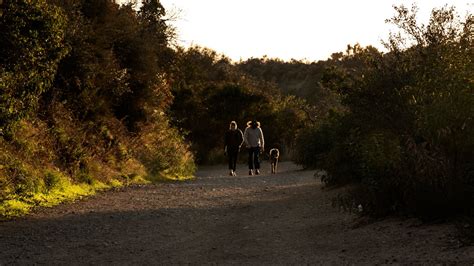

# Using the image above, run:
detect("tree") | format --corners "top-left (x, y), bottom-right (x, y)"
top-left (0, 0), bottom-right (68, 134)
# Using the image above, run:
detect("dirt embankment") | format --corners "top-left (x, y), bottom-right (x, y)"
top-left (1, 162), bottom-right (473, 264)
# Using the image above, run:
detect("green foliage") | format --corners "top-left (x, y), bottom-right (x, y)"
top-left (0, 0), bottom-right (68, 132)
top-left (0, 0), bottom-right (197, 218)
top-left (294, 5), bottom-right (473, 218)
top-left (44, 170), bottom-right (63, 191)
top-left (77, 171), bottom-right (95, 185)
top-left (134, 114), bottom-right (195, 180)
top-left (294, 113), bottom-right (343, 169)
top-left (294, 112), bottom-right (362, 185)
top-left (44, 0), bottom-right (195, 180)
top-left (0, 168), bottom-right (135, 218)
top-left (0, 150), bottom-right (37, 197)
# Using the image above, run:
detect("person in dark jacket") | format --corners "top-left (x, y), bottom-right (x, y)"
top-left (224, 121), bottom-right (244, 176)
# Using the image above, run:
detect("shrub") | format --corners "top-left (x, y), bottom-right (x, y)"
top-left (134, 115), bottom-right (195, 180)
top-left (295, 5), bottom-right (474, 219)
top-left (294, 112), bottom-right (362, 185)
top-left (44, 171), bottom-right (62, 191)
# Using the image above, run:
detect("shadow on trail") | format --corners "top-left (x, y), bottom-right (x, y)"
top-left (0, 181), bottom-right (326, 265)
top-left (2, 162), bottom-right (469, 264)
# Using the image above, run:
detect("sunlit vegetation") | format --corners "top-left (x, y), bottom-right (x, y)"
top-left (0, 0), bottom-right (192, 217)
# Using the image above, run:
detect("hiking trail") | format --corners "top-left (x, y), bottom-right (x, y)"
top-left (1, 162), bottom-right (473, 264)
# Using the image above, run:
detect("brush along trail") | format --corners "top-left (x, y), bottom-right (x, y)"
top-left (1, 162), bottom-right (473, 264)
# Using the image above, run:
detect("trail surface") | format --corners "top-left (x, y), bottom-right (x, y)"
top-left (1, 162), bottom-right (473, 264)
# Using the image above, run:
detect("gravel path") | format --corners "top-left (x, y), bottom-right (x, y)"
top-left (1, 162), bottom-right (474, 264)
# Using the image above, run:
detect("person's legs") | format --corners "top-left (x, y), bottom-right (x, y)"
top-left (228, 153), bottom-right (233, 170)
top-left (230, 149), bottom-right (238, 173)
top-left (248, 147), bottom-right (260, 175)
top-left (248, 148), bottom-right (254, 169)
top-left (255, 147), bottom-right (261, 169)
top-left (254, 147), bottom-right (260, 174)
top-left (228, 150), bottom-right (236, 175)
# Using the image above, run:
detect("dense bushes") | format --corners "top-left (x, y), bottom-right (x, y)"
top-left (0, 0), bottom-right (194, 216)
top-left (134, 114), bottom-right (195, 180)
top-left (295, 6), bottom-right (473, 218)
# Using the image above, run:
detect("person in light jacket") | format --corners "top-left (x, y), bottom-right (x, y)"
top-left (243, 120), bottom-right (265, 175)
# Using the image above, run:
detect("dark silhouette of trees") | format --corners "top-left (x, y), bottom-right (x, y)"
top-left (168, 46), bottom-right (309, 163)
top-left (294, 5), bottom-right (473, 218)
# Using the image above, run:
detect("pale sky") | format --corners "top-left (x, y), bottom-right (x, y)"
top-left (156, 1), bottom-right (473, 62)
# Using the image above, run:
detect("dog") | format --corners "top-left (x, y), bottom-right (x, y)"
top-left (313, 169), bottom-right (328, 183)
top-left (269, 148), bottom-right (279, 174)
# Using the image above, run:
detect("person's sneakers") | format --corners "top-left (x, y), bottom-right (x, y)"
top-left (249, 170), bottom-right (253, 175)
top-left (255, 169), bottom-right (260, 175)
top-left (232, 171), bottom-right (237, 176)
top-left (229, 170), bottom-right (234, 176)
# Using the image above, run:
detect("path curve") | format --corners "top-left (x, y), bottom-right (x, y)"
top-left (1, 162), bottom-right (473, 264)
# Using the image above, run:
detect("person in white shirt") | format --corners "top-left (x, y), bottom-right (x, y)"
top-left (243, 120), bottom-right (265, 175)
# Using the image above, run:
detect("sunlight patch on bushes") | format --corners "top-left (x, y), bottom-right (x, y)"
top-left (0, 170), bottom-right (149, 218)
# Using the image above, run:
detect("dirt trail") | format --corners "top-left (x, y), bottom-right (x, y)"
top-left (1, 162), bottom-right (473, 264)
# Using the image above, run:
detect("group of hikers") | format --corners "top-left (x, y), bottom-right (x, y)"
top-left (224, 120), bottom-right (279, 176)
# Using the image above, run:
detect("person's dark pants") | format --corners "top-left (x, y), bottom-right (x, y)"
top-left (248, 147), bottom-right (260, 170)
top-left (228, 148), bottom-right (239, 171)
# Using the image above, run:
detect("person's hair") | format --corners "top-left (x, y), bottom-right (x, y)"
top-left (247, 120), bottom-right (260, 128)
top-left (229, 121), bottom-right (237, 129)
